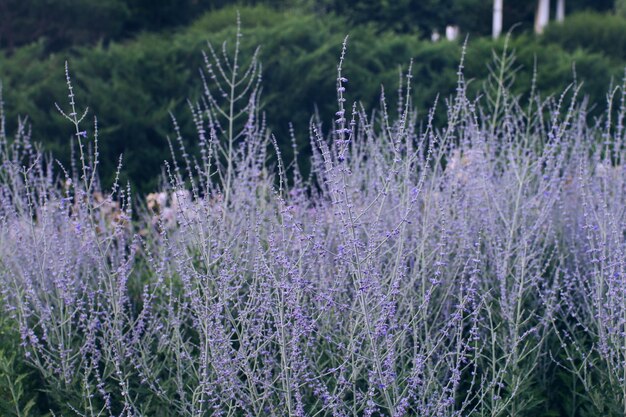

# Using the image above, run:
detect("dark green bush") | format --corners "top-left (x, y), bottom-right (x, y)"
top-left (0, 6), bottom-right (460, 193)
top-left (543, 12), bottom-right (626, 61)
top-left (1, 5), bottom-right (624, 194)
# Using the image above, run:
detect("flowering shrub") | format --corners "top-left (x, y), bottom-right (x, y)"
top-left (1, 26), bottom-right (626, 417)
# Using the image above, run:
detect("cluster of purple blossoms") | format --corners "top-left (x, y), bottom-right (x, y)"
top-left (1, 27), bottom-right (626, 417)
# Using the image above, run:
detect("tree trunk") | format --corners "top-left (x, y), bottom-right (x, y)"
top-left (493, 0), bottom-right (503, 38)
top-left (556, 0), bottom-right (565, 22)
top-left (535, 0), bottom-right (550, 34)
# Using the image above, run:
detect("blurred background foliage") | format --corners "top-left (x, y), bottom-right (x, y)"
top-left (0, 0), bottom-right (625, 193)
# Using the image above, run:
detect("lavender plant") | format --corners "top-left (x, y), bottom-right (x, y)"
top-left (0, 67), bottom-right (144, 415)
top-left (2, 21), bottom-right (626, 417)
top-left (554, 71), bottom-right (626, 417)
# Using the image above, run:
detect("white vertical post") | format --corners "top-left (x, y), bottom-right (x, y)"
top-left (493, 0), bottom-right (503, 38)
top-left (535, 0), bottom-right (550, 34)
top-left (556, 0), bottom-right (565, 22)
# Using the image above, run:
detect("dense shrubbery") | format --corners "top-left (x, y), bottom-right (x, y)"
top-left (542, 12), bottom-right (626, 61)
top-left (0, 0), bottom-right (615, 53)
top-left (0, 6), bottom-right (450, 193)
top-left (1, 26), bottom-right (626, 416)
top-left (1, 6), bottom-right (625, 194)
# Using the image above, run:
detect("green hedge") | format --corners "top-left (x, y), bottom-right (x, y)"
top-left (543, 12), bottom-right (626, 61)
top-left (1, 5), bottom-right (624, 193)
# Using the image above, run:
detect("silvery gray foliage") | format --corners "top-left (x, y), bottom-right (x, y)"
top-left (1, 27), bottom-right (626, 417)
